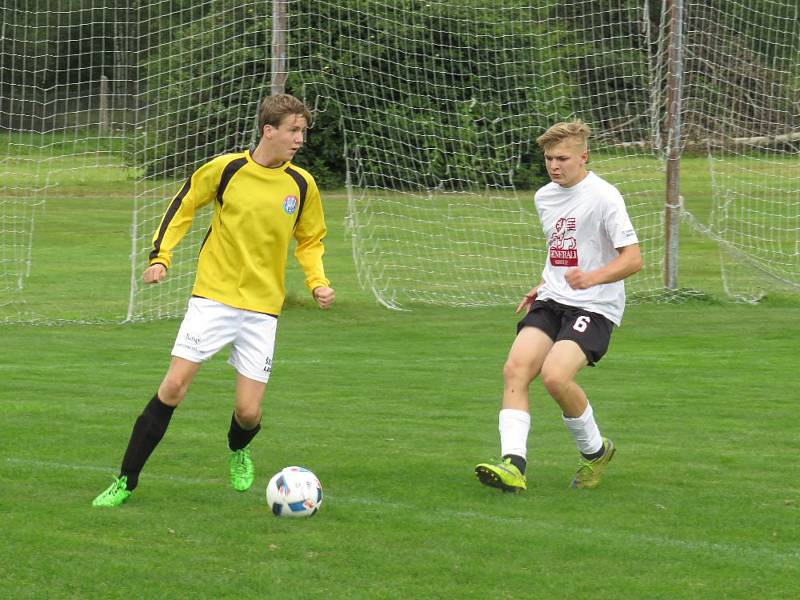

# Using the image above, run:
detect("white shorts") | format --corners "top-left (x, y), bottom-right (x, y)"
top-left (171, 297), bottom-right (278, 383)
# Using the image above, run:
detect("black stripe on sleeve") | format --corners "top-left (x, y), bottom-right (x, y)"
top-left (216, 157), bottom-right (248, 206)
top-left (198, 225), bottom-right (212, 255)
top-left (149, 178), bottom-right (191, 261)
top-left (284, 166), bottom-right (308, 229)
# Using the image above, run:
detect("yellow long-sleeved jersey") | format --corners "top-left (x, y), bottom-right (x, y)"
top-left (148, 150), bottom-right (329, 315)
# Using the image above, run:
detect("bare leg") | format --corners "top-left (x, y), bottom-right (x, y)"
top-left (227, 372), bottom-right (266, 451)
top-left (233, 372), bottom-right (266, 428)
top-left (540, 340), bottom-right (605, 461)
top-left (502, 326), bottom-right (554, 411)
top-left (494, 326), bottom-right (555, 470)
top-left (539, 340), bottom-right (588, 417)
top-left (157, 356), bottom-right (202, 407)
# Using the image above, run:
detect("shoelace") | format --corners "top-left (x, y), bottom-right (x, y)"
top-left (487, 458), bottom-right (521, 477)
top-left (103, 477), bottom-right (124, 497)
top-left (232, 450), bottom-right (250, 475)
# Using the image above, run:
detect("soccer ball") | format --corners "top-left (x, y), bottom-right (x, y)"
top-left (266, 466), bottom-right (323, 518)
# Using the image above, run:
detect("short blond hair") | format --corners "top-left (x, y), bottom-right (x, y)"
top-left (536, 120), bottom-right (591, 151)
top-left (257, 93), bottom-right (312, 130)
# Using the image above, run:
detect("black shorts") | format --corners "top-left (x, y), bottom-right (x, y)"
top-left (517, 299), bottom-right (614, 366)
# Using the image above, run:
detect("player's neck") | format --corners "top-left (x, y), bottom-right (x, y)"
top-left (559, 169), bottom-right (589, 189)
top-left (250, 145), bottom-right (286, 169)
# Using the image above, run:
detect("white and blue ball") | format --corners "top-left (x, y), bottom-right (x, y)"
top-left (266, 466), bottom-right (323, 518)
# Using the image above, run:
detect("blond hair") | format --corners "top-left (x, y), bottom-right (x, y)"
top-left (536, 120), bottom-right (591, 151)
top-left (257, 93), bottom-right (312, 130)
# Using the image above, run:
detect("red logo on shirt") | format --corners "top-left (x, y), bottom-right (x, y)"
top-left (549, 217), bottom-right (578, 267)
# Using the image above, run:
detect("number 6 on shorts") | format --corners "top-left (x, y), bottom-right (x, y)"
top-left (573, 315), bottom-right (591, 333)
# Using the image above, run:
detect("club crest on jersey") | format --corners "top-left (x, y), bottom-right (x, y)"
top-left (283, 195), bottom-right (298, 214)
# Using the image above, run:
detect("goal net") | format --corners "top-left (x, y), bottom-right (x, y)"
top-left (127, 1), bottom-right (272, 321)
top-left (680, 0), bottom-right (800, 301)
top-left (290, 0), bottom-right (668, 308)
top-left (1, 2), bottom-right (132, 323)
top-left (1, 0), bottom-right (797, 323)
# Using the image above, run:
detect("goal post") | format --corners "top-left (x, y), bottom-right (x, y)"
top-left (663, 0), bottom-right (684, 291)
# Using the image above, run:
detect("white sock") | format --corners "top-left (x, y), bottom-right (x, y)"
top-left (499, 408), bottom-right (530, 459)
top-left (562, 403), bottom-right (603, 456)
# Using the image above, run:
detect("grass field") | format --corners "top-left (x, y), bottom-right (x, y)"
top-left (2, 153), bottom-right (800, 598)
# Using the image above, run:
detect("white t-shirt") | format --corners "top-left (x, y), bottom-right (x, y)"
top-left (534, 171), bottom-right (638, 325)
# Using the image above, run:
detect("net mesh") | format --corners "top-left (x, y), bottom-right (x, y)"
top-left (290, 0), bottom-right (667, 308)
top-left (1, 1), bottom-right (132, 323)
top-left (681, 0), bottom-right (800, 301)
top-left (1, 0), bottom-right (798, 323)
top-left (127, 0), bottom-right (271, 321)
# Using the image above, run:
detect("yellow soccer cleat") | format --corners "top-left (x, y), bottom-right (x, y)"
top-left (571, 438), bottom-right (615, 489)
top-left (475, 458), bottom-right (527, 493)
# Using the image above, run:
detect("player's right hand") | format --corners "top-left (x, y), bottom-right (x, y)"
top-left (313, 286), bottom-right (336, 309)
top-left (143, 263), bottom-right (167, 284)
top-left (515, 286), bottom-right (539, 314)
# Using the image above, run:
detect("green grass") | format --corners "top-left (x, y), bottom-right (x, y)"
top-left (2, 288), bottom-right (799, 598)
top-left (1, 152), bottom-right (799, 598)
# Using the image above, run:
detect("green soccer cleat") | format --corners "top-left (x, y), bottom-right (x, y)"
top-left (475, 458), bottom-right (527, 493)
top-left (571, 438), bottom-right (616, 489)
top-left (92, 476), bottom-right (132, 507)
top-left (229, 447), bottom-right (254, 492)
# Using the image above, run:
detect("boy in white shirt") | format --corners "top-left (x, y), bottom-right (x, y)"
top-left (475, 120), bottom-right (642, 491)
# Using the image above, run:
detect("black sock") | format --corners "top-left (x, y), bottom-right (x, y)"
top-left (227, 412), bottom-right (261, 451)
top-left (119, 395), bottom-right (175, 491)
top-left (581, 446), bottom-right (606, 461)
top-left (503, 453), bottom-right (527, 475)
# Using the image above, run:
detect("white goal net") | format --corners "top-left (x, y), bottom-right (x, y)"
top-left (1, 0), bottom-right (797, 323)
top-left (681, 0), bottom-right (800, 301)
top-left (1, 2), bottom-right (132, 323)
top-left (127, 1), bottom-right (271, 321)
top-left (290, 0), bottom-right (667, 308)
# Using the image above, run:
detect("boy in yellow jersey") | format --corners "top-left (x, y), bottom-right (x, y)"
top-left (93, 94), bottom-right (335, 507)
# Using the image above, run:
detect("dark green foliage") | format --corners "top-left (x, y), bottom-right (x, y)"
top-left (136, 2), bottom-right (272, 179)
top-left (680, 1), bottom-right (799, 141)
top-left (0, 2), bottom-right (135, 131)
top-left (6, 1), bottom-right (796, 186)
top-left (287, 95), bottom-right (347, 190)
top-left (133, 0), bottom-right (588, 186)
top-left (292, 0), bottom-right (571, 190)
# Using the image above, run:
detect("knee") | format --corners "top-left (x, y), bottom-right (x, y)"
top-left (235, 406), bottom-right (262, 428)
top-left (158, 374), bottom-right (191, 405)
top-left (503, 356), bottom-right (534, 386)
top-left (540, 367), bottom-right (570, 398)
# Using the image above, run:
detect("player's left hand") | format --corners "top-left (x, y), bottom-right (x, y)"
top-left (565, 268), bottom-right (595, 289)
top-left (515, 286), bottom-right (540, 314)
top-left (313, 286), bottom-right (336, 309)
top-left (143, 263), bottom-right (167, 284)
